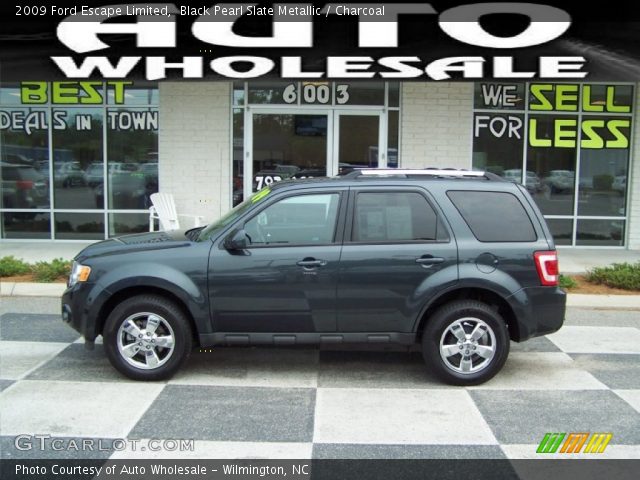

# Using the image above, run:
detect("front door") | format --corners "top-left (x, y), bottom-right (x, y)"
top-left (337, 187), bottom-right (458, 333)
top-left (209, 189), bottom-right (347, 333)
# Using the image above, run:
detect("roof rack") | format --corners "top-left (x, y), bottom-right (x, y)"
top-left (343, 168), bottom-right (505, 181)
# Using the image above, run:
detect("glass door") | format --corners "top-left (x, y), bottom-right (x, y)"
top-left (332, 111), bottom-right (385, 176)
top-left (245, 109), bottom-right (331, 198)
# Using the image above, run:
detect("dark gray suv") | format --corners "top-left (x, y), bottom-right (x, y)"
top-left (61, 169), bottom-right (566, 385)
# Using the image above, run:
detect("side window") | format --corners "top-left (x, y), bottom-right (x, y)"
top-left (353, 192), bottom-right (446, 242)
top-left (245, 193), bottom-right (340, 246)
top-left (447, 190), bottom-right (537, 242)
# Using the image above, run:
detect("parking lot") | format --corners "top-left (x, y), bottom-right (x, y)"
top-left (1, 296), bottom-right (639, 460)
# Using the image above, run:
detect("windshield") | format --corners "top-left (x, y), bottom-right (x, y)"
top-left (197, 187), bottom-right (272, 242)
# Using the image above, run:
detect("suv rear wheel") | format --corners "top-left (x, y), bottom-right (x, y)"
top-left (103, 295), bottom-right (193, 381)
top-left (422, 300), bottom-right (509, 386)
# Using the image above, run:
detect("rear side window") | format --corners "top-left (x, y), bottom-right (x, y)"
top-left (447, 191), bottom-right (536, 242)
top-left (353, 192), bottom-right (448, 242)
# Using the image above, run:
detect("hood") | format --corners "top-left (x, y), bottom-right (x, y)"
top-left (75, 230), bottom-right (192, 262)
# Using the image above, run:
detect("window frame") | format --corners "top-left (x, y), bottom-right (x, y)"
top-left (345, 187), bottom-right (451, 245)
top-left (238, 189), bottom-right (347, 249)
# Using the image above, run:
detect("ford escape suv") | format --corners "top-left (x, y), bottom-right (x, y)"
top-left (61, 169), bottom-right (566, 385)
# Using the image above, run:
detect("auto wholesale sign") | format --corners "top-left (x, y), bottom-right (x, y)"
top-left (2, 2), bottom-right (639, 81)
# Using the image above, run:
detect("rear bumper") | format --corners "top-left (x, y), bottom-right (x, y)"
top-left (507, 286), bottom-right (566, 342)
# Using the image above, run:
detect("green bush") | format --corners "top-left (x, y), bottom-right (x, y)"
top-left (586, 262), bottom-right (640, 291)
top-left (559, 274), bottom-right (577, 289)
top-left (0, 256), bottom-right (31, 277)
top-left (31, 258), bottom-right (73, 283)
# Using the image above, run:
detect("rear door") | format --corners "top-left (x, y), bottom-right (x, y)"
top-left (336, 187), bottom-right (458, 333)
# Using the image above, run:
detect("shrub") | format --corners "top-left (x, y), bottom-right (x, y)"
top-left (0, 256), bottom-right (31, 277)
top-left (31, 258), bottom-right (73, 283)
top-left (586, 262), bottom-right (640, 291)
top-left (559, 274), bottom-right (577, 289)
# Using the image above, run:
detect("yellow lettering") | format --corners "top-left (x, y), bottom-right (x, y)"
top-left (555, 119), bottom-right (577, 148)
top-left (528, 118), bottom-right (552, 147)
top-left (52, 82), bottom-right (80, 104)
top-left (582, 85), bottom-right (604, 112)
top-left (581, 120), bottom-right (605, 149)
top-left (606, 119), bottom-right (630, 148)
top-left (606, 86), bottom-right (631, 113)
top-left (107, 81), bottom-right (133, 104)
top-left (555, 84), bottom-right (578, 111)
top-left (79, 82), bottom-right (103, 104)
top-left (529, 84), bottom-right (554, 111)
top-left (20, 81), bottom-right (48, 104)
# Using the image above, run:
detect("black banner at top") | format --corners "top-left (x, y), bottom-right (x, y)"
top-left (0, 1), bottom-right (639, 81)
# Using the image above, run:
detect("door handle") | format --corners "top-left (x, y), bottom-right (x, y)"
top-left (297, 259), bottom-right (327, 268)
top-left (416, 255), bottom-right (445, 266)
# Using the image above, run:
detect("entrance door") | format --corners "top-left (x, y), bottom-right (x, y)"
top-left (332, 111), bottom-right (385, 175)
top-left (246, 110), bottom-right (331, 199)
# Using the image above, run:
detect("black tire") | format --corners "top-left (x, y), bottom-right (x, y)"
top-left (422, 300), bottom-right (510, 386)
top-left (103, 295), bottom-right (193, 381)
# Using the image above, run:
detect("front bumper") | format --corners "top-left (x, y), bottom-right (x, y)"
top-left (61, 282), bottom-right (104, 343)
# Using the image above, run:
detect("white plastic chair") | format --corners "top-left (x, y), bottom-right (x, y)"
top-left (149, 193), bottom-right (204, 231)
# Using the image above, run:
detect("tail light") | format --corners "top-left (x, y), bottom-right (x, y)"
top-left (534, 251), bottom-right (559, 286)
top-left (16, 180), bottom-right (34, 189)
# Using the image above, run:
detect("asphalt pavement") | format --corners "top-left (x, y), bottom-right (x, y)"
top-left (0, 297), bottom-right (639, 460)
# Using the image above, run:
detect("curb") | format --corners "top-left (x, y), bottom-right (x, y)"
top-left (2, 282), bottom-right (640, 309)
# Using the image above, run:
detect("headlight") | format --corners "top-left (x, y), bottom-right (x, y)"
top-left (68, 261), bottom-right (91, 287)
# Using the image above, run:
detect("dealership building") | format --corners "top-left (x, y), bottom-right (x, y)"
top-left (1, 80), bottom-right (639, 249)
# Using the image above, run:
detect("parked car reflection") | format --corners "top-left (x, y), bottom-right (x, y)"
top-left (1, 162), bottom-right (49, 217)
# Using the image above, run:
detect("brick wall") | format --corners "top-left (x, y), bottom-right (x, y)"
top-left (158, 82), bottom-right (231, 225)
top-left (400, 82), bottom-right (474, 169)
top-left (628, 83), bottom-right (640, 249)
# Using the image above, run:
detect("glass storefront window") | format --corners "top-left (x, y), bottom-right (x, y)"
top-left (2, 212), bottom-right (50, 239)
top-left (546, 219), bottom-right (573, 246)
top-left (473, 113), bottom-right (524, 178)
top-left (473, 82), bottom-right (633, 246)
top-left (107, 107), bottom-right (159, 210)
top-left (248, 82), bottom-right (292, 104)
top-left (526, 115), bottom-right (578, 216)
top-left (343, 82), bottom-right (385, 105)
top-left (252, 113), bottom-right (327, 191)
top-left (52, 108), bottom-right (103, 210)
top-left (1, 82), bottom-right (158, 240)
top-left (55, 212), bottom-right (104, 240)
top-left (388, 111), bottom-right (399, 168)
top-left (577, 219), bottom-right (625, 247)
top-left (475, 83), bottom-right (525, 110)
top-left (109, 212), bottom-right (151, 236)
top-left (232, 108), bottom-right (244, 206)
top-left (389, 83), bottom-right (400, 108)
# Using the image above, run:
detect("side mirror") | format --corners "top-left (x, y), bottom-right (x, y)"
top-left (224, 229), bottom-right (249, 251)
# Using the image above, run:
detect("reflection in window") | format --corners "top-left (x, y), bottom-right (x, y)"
top-left (55, 213), bottom-right (104, 240)
top-left (388, 111), bottom-right (399, 168)
top-left (248, 82), bottom-right (292, 104)
top-left (546, 219), bottom-right (573, 246)
top-left (2, 212), bottom-right (50, 239)
top-left (52, 108), bottom-right (102, 210)
top-left (109, 213), bottom-right (152, 237)
top-left (577, 116), bottom-right (630, 217)
top-left (245, 193), bottom-right (340, 245)
top-left (232, 108), bottom-right (244, 206)
top-left (526, 115), bottom-right (577, 216)
top-left (472, 113), bottom-right (524, 178)
top-left (576, 219), bottom-right (625, 247)
top-left (354, 192), bottom-right (443, 242)
top-left (0, 108), bottom-right (50, 209)
top-left (107, 108), bottom-right (158, 209)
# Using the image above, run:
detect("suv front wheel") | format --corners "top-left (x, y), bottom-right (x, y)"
top-left (422, 300), bottom-right (509, 386)
top-left (103, 295), bottom-right (193, 381)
